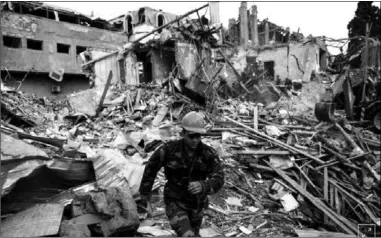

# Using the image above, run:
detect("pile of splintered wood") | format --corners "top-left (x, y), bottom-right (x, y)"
top-left (207, 99), bottom-right (380, 236)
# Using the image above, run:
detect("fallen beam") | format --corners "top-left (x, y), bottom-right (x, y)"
top-left (17, 132), bottom-right (65, 148)
top-left (334, 123), bottom-right (363, 154)
top-left (315, 152), bottom-right (370, 170)
top-left (266, 161), bottom-right (357, 235)
top-left (364, 160), bottom-right (381, 183)
top-left (329, 179), bottom-right (379, 224)
top-left (95, 71), bottom-right (113, 117)
top-left (224, 116), bottom-right (325, 164)
top-left (236, 150), bottom-right (291, 156)
top-left (82, 3), bottom-right (209, 67)
top-left (217, 49), bottom-right (242, 82)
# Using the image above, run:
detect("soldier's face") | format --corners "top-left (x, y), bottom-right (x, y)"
top-left (183, 131), bottom-right (201, 150)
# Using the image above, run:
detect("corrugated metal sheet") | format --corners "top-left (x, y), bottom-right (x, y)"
top-left (92, 149), bottom-right (144, 197)
top-left (93, 53), bottom-right (120, 86)
top-left (47, 182), bottom-right (96, 206)
top-left (1, 158), bottom-right (95, 214)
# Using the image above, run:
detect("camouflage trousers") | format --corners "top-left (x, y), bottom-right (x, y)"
top-left (165, 200), bottom-right (204, 237)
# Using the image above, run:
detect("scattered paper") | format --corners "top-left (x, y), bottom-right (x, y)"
top-left (239, 226), bottom-right (252, 235)
top-left (269, 155), bottom-right (294, 170)
top-left (225, 197), bottom-right (243, 207)
top-left (248, 206), bottom-right (259, 213)
top-left (264, 125), bottom-right (284, 137)
top-left (200, 227), bottom-right (221, 237)
top-left (280, 193), bottom-right (299, 212)
top-left (137, 225), bottom-right (175, 237)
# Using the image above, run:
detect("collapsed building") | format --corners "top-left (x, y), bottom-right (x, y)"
top-left (1, 1), bottom-right (380, 238)
top-left (0, 1), bottom-right (127, 98)
top-left (225, 2), bottom-right (329, 82)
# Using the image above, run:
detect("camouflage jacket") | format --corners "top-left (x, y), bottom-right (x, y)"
top-left (139, 139), bottom-right (224, 209)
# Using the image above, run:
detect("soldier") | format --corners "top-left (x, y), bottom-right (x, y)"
top-left (139, 111), bottom-right (224, 237)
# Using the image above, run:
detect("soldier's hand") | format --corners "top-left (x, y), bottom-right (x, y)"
top-left (188, 181), bottom-right (202, 194)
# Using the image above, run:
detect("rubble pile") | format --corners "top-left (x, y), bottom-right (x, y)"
top-left (1, 77), bottom-right (380, 237)
top-left (1, 91), bottom-right (50, 127)
top-left (207, 101), bottom-right (381, 237)
top-left (1, 3), bottom-right (380, 237)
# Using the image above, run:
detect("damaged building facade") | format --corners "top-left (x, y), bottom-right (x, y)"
top-left (108, 6), bottom-right (178, 40)
top-left (226, 2), bottom-right (329, 82)
top-left (0, 1), bottom-right (126, 98)
top-left (1, 2), bottom-right (381, 237)
top-left (83, 3), bottom-right (222, 101)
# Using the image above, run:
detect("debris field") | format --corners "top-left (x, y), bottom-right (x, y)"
top-left (1, 2), bottom-right (381, 238)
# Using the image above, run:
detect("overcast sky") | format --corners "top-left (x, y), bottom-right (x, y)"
top-left (46, 1), bottom-right (364, 54)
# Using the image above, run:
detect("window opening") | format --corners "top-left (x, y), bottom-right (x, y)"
top-left (57, 43), bottom-right (70, 54)
top-left (3, 36), bottom-right (22, 48)
top-left (126, 15), bottom-right (133, 34)
top-left (264, 61), bottom-right (275, 78)
top-left (158, 14), bottom-right (165, 27)
top-left (138, 8), bottom-right (145, 24)
top-left (27, 39), bottom-right (43, 50)
top-left (76, 46), bottom-right (87, 55)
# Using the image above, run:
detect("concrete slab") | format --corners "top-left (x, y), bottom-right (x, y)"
top-left (59, 220), bottom-right (92, 237)
top-left (73, 186), bottom-right (140, 236)
top-left (1, 203), bottom-right (64, 237)
top-left (1, 133), bottom-right (49, 161)
top-left (67, 89), bottom-right (103, 117)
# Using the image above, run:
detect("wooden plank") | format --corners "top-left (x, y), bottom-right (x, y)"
top-left (224, 116), bottom-right (325, 164)
top-left (334, 187), bottom-right (341, 214)
top-left (1, 203), bottom-right (64, 237)
top-left (253, 105), bottom-right (258, 131)
top-left (330, 179), bottom-right (379, 225)
top-left (82, 3), bottom-right (209, 67)
top-left (293, 162), bottom-right (322, 197)
top-left (95, 70), bottom-right (113, 117)
top-left (315, 152), bottom-right (370, 170)
top-left (363, 160), bottom-right (381, 183)
top-left (134, 88), bottom-right (142, 109)
top-left (324, 167), bottom-right (329, 224)
top-left (235, 150), bottom-right (291, 156)
top-left (152, 105), bottom-right (169, 127)
top-left (330, 182), bottom-right (335, 209)
top-left (266, 162), bottom-right (356, 235)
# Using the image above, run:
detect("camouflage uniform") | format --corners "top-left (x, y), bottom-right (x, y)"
top-left (139, 139), bottom-right (224, 237)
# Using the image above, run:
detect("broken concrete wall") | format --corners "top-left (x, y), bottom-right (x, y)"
top-left (67, 88), bottom-right (105, 117)
top-left (92, 52), bottom-right (121, 88)
top-left (110, 7), bottom-right (178, 40)
top-left (175, 41), bottom-right (198, 79)
top-left (125, 51), bottom-right (139, 85)
top-left (301, 45), bottom-right (319, 82)
top-left (151, 49), bottom-right (175, 85)
top-left (128, 23), bottom-right (156, 43)
top-left (246, 42), bottom-right (320, 81)
top-left (129, 7), bottom-right (177, 27)
top-left (2, 73), bottom-right (89, 99)
top-left (1, 11), bottom-right (126, 74)
top-left (231, 47), bottom-right (248, 74)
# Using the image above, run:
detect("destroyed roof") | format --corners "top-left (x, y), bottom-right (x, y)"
top-left (108, 6), bottom-right (178, 26)
top-left (15, 1), bottom-right (93, 19)
top-left (251, 37), bottom-right (329, 52)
